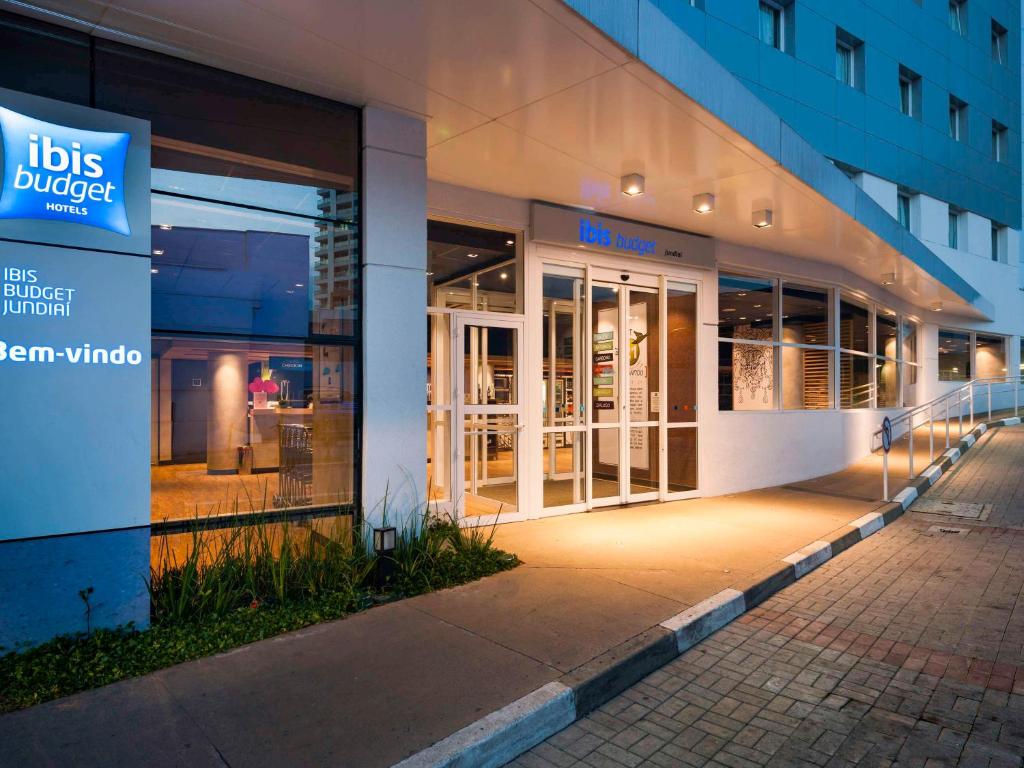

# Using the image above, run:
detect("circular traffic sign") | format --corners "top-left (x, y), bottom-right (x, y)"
top-left (881, 416), bottom-right (893, 453)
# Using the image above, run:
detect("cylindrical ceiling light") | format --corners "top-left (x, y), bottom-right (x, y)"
top-left (693, 193), bottom-right (715, 214)
top-left (930, 301), bottom-right (943, 312)
top-left (752, 208), bottom-right (773, 228)
top-left (880, 272), bottom-right (896, 286)
top-left (620, 173), bottom-right (645, 197)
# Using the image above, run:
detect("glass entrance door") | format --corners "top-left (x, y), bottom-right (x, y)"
top-left (455, 313), bottom-right (524, 521)
top-left (580, 269), bottom-right (699, 508)
top-left (589, 282), bottom-right (661, 505)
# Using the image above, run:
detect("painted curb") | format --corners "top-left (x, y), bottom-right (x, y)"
top-left (390, 418), bottom-right (1014, 768)
top-left (391, 682), bottom-right (575, 768)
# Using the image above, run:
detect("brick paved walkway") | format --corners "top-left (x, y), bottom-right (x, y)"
top-left (516, 427), bottom-right (1024, 768)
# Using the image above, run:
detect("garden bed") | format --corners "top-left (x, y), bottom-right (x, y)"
top-left (0, 514), bottom-right (518, 713)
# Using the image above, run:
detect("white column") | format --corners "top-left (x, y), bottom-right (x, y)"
top-left (207, 351), bottom-right (248, 474)
top-left (361, 106), bottom-right (427, 530)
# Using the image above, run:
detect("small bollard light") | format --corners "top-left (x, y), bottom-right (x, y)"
top-left (373, 526), bottom-right (397, 555)
top-left (373, 526), bottom-right (397, 589)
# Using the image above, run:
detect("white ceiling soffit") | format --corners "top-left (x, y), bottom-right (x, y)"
top-left (6, 0), bottom-right (988, 319)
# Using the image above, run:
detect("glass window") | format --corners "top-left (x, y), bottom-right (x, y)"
top-left (991, 225), bottom-right (1003, 262)
top-left (949, 0), bottom-right (966, 36)
top-left (782, 283), bottom-right (830, 346)
top-left (666, 285), bottom-right (697, 423)
top-left (898, 67), bottom-right (920, 118)
top-left (759, 1), bottom-right (783, 50)
top-left (150, 143), bottom-right (359, 524)
top-left (876, 312), bottom-right (899, 361)
top-left (992, 20), bottom-right (1007, 64)
top-left (939, 329), bottom-right (971, 381)
top-left (718, 274), bottom-right (776, 411)
top-left (897, 193), bottom-right (911, 228)
top-left (151, 338), bottom-right (356, 521)
top-left (949, 97), bottom-right (966, 141)
top-left (428, 220), bottom-right (519, 313)
top-left (992, 122), bottom-right (1008, 162)
top-left (875, 312), bottom-right (900, 408)
top-left (975, 334), bottom-right (1006, 378)
top-left (840, 353), bottom-right (873, 409)
top-left (902, 319), bottom-right (919, 407)
top-left (836, 42), bottom-right (853, 86)
top-left (780, 283), bottom-right (832, 410)
top-left (542, 273), bottom-right (584, 428)
top-left (948, 211), bottom-right (959, 249)
top-left (899, 77), bottom-right (912, 116)
top-left (839, 297), bottom-right (870, 354)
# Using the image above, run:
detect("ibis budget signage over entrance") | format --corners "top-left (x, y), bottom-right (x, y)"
top-left (530, 202), bottom-right (715, 269)
top-left (0, 88), bottom-right (151, 541)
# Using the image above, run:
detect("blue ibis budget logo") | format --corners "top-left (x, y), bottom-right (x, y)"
top-left (0, 107), bottom-right (131, 236)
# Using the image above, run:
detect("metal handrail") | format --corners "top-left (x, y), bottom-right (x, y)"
top-left (874, 375), bottom-right (1022, 501)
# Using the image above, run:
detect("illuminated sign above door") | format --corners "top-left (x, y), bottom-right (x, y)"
top-left (0, 107), bottom-right (131, 235)
top-left (531, 202), bottom-right (715, 269)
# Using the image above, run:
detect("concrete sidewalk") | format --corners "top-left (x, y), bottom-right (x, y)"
top-left (518, 424), bottom-right (1024, 768)
top-left (0, 443), bottom-right (944, 768)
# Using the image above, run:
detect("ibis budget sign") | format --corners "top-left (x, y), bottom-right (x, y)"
top-left (0, 88), bottom-right (151, 541)
top-left (0, 107), bottom-right (132, 235)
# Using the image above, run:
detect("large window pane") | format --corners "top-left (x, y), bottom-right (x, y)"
top-left (840, 352), bottom-right (872, 408)
top-left (975, 334), bottom-right (1006, 378)
top-left (667, 285), bottom-right (697, 422)
top-left (542, 432), bottom-right (584, 508)
top-left (877, 358), bottom-right (900, 408)
top-left (151, 338), bottom-right (355, 521)
top-left (542, 274), bottom-right (584, 428)
top-left (782, 283), bottom-right (830, 346)
top-left (667, 428), bottom-right (698, 492)
top-left (876, 312), bottom-right (899, 360)
top-left (839, 298), bottom-right (870, 353)
top-left (719, 341), bottom-right (775, 411)
top-left (629, 291), bottom-right (660, 422)
top-left (428, 220), bottom-right (518, 313)
top-left (938, 330), bottom-right (971, 381)
top-left (782, 346), bottom-right (834, 409)
top-left (718, 274), bottom-right (775, 340)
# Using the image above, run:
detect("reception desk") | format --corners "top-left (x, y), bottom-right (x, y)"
top-left (249, 407), bottom-right (312, 471)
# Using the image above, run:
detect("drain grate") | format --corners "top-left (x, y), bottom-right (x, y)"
top-left (913, 499), bottom-right (991, 520)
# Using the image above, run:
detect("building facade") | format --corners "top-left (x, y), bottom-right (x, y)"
top-left (0, 0), bottom-right (1020, 648)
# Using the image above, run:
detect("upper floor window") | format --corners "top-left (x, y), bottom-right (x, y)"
top-left (948, 209), bottom-right (961, 249)
top-left (949, 95), bottom-right (967, 141)
top-left (898, 66), bottom-right (921, 118)
top-left (992, 19), bottom-right (1008, 64)
top-left (759, 1), bottom-right (785, 51)
top-left (835, 29), bottom-right (863, 89)
top-left (897, 191), bottom-right (911, 229)
top-left (992, 121), bottom-right (1008, 162)
top-left (991, 224), bottom-right (1005, 263)
top-left (949, 1), bottom-right (967, 37)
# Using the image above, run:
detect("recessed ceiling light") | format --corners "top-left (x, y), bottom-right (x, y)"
top-left (295, 283), bottom-right (304, 288)
top-left (152, 249), bottom-right (164, 256)
top-left (753, 304), bottom-right (763, 308)
top-left (620, 173), bottom-right (645, 197)
top-left (500, 272), bottom-right (508, 280)
top-left (159, 224), bottom-right (173, 231)
top-left (739, 316), bottom-right (747, 320)
top-left (693, 193), bottom-right (715, 214)
top-left (880, 272), bottom-right (896, 286)
top-left (467, 252), bottom-right (479, 259)
top-left (722, 308), bottom-right (735, 312)
top-left (150, 268), bottom-right (159, 274)
top-left (737, 292), bottom-right (747, 297)
top-left (930, 301), bottom-right (943, 312)
top-left (506, 239), bottom-right (514, 246)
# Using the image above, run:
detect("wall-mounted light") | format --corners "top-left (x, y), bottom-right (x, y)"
top-left (620, 173), bottom-right (645, 197)
top-left (752, 209), bottom-right (773, 228)
top-left (880, 272), bottom-right (896, 286)
top-left (930, 301), bottom-right (943, 312)
top-left (693, 193), bottom-right (715, 214)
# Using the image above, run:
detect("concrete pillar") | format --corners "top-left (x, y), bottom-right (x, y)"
top-left (207, 351), bottom-right (248, 474)
top-left (361, 106), bottom-right (427, 529)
